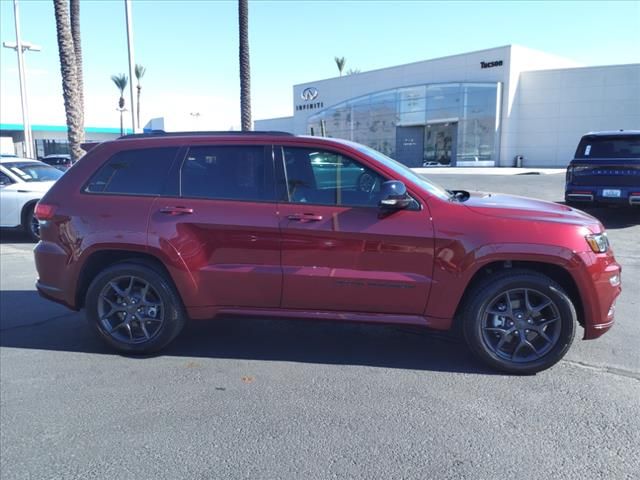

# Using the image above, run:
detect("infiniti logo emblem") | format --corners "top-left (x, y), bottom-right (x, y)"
top-left (301, 87), bottom-right (319, 102)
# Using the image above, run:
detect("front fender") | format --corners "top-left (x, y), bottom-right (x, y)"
top-left (425, 242), bottom-right (586, 324)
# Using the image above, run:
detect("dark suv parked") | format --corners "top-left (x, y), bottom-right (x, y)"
top-left (34, 132), bottom-right (621, 373)
top-left (565, 130), bottom-right (640, 206)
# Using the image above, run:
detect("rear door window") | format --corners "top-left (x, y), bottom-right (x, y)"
top-left (85, 147), bottom-right (179, 195)
top-left (180, 146), bottom-right (275, 202)
top-left (575, 135), bottom-right (640, 159)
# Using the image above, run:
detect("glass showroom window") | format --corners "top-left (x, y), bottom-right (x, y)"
top-left (425, 84), bottom-right (461, 123)
top-left (398, 86), bottom-right (426, 126)
top-left (308, 82), bottom-right (500, 166)
top-left (457, 84), bottom-right (499, 165)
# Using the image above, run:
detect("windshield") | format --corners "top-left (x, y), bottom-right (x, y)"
top-left (3, 162), bottom-right (64, 182)
top-left (350, 142), bottom-right (452, 201)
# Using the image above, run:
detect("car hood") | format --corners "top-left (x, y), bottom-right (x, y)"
top-left (463, 191), bottom-right (603, 231)
top-left (15, 181), bottom-right (57, 193)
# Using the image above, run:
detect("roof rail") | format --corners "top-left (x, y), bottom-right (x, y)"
top-left (117, 130), bottom-right (294, 140)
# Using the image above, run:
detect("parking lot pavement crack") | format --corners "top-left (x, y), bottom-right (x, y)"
top-left (0, 312), bottom-right (78, 333)
top-left (562, 359), bottom-right (640, 381)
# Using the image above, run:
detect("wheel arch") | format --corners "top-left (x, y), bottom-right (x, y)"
top-left (75, 249), bottom-right (184, 309)
top-left (453, 259), bottom-right (584, 330)
top-left (20, 198), bottom-right (40, 227)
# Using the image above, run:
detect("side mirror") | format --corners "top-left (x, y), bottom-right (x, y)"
top-left (379, 180), bottom-right (411, 210)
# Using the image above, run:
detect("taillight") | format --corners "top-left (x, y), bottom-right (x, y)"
top-left (566, 166), bottom-right (573, 183)
top-left (35, 202), bottom-right (57, 221)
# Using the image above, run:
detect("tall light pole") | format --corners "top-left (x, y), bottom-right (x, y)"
top-left (3, 0), bottom-right (40, 158)
top-left (124, 0), bottom-right (138, 133)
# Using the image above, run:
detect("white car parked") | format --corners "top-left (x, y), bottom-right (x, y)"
top-left (0, 157), bottom-right (64, 241)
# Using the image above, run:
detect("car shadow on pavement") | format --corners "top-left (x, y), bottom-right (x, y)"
top-left (0, 290), bottom-right (497, 375)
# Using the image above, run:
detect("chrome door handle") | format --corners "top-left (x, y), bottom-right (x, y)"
top-left (287, 213), bottom-right (323, 222)
top-left (159, 206), bottom-right (194, 215)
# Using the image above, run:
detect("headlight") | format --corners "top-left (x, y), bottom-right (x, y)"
top-left (585, 232), bottom-right (609, 253)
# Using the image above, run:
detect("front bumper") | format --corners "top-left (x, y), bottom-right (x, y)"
top-left (575, 251), bottom-right (621, 339)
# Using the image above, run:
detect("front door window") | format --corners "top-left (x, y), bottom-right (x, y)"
top-left (282, 147), bottom-right (385, 207)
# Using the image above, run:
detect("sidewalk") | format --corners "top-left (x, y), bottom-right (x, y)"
top-left (412, 167), bottom-right (565, 175)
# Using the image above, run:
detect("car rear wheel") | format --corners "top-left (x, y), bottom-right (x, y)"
top-left (86, 263), bottom-right (186, 354)
top-left (462, 270), bottom-right (576, 374)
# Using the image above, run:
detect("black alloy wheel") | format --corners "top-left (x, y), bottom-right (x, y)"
top-left (462, 269), bottom-right (576, 374)
top-left (86, 263), bottom-right (186, 354)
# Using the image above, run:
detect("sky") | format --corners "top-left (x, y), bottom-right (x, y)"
top-left (1, 0), bottom-right (639, 131)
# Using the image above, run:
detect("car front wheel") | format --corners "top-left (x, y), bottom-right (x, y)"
top-left (86, 262), bottom-right (186, 354)
top-left (462, 270), bottom-right (576, 374)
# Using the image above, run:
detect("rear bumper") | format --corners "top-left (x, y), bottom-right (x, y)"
top-left (565, 185), bottom-right (640, 206)
top-left (36, 279), bottom-right (77, 310)
top-left (34, 240), bottom-right (79, 310)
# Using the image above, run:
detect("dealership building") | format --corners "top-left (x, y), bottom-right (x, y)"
top-left (256, 45), bottom-right (640, 168)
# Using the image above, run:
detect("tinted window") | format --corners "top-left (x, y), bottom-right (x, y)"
top-left (282, 147), bottom-right (385, 207)
top-left (0, 171), bottom-right (13, 186)
top-left (86, 148), bottom-right (178, 195)
top-left (2, 162), bottom-right (64, 182)
top-left (575, 135), bottom-right (640, 159)
top-left (352, 142), bottom-right (451, 201)
top-left (180, 146), bottom-right (274, 201)
top-left (44, 157), bottom-right (71, 166)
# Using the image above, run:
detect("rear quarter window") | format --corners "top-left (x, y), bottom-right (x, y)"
top-left (85, 147), bottom-right (179, 195)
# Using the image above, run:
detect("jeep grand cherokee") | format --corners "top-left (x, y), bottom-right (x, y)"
top-left (34, 131), bottom-right (621, 373)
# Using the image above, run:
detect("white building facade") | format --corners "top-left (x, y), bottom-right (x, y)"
top-left (256, 45), bottom-right (640, 168)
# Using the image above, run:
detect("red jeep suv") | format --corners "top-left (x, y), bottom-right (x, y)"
top-left (33, 132), bottom-right (621, 373)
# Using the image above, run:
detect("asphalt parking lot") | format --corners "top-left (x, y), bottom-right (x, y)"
top-left (1, 173), bottom-right (638, 479)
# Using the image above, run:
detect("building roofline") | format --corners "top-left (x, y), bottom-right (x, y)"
top-left (294, 44), bottom-right (522, 87)
top-left (520, 62), bottom-right (640, 75)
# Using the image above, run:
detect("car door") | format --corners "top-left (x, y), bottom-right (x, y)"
top-left (148, 144), bottom-right (282, 309)
top-left (276, 145), bottom-right (435, 315)
top-left (0, 169), bottom-right (21, 227)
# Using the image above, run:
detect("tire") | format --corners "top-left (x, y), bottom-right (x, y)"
top-left (85, 262), bottom-right (186, 354)
top-left (23, 204), bottom-right (40, 242)
top-left (461, 269), bottom-right (576, 374)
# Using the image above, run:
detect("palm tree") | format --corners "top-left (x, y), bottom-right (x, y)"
top-left (111, 74), bottom-right (128, 135)
top-left (238, 0), bottom-right (251, 131)
top-left (69, 0), bottom-right (84, 128)
top-left (134, 64), bottom-right (146, 130)
top-left (334, 56), bottom-right (346, 76)
top-left (53, 0), bottom-right (84, 162)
